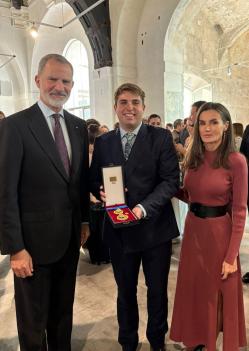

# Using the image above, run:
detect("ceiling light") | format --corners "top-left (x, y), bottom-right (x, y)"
top-left (30, 25), bottom-right (38, 38)
top-left (0, 0), bottom-right (105, 30)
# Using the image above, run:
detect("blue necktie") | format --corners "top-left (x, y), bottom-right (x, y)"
top-left (124, 132), bottom-right (135, 160)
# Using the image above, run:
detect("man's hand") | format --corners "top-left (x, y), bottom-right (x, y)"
top-left (132, 206), bottom-right (143, 220)
top-left (100, 185), bottom-right (106, 203)
top-left (175, 143), bottom-right (186, 156)
top-left (99, 185), bottom-right (128, 203)
top-left (221, 258), bottom-right (238, 280)
top-left (81, 223), bottom-right (90, 245)
top-left (10, 249), bottom-right (33, 278)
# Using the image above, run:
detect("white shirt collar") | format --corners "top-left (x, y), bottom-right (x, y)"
top-left (119, 122), bottom-right (142, 138)
top-left (37, 100), bottom-right (64, 119)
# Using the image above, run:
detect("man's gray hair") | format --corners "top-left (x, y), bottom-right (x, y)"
top-left (38, 54), bottom-right (74, 75)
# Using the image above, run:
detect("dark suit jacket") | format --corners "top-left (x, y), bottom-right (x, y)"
top-left (0, 103), bottom-right (89, 264)
top-left (240, 124), bottom-right (249, 208)
top-left (90, 124), bottom-right (179, 253)
top-left (240, 125), bottom-right (249, 160)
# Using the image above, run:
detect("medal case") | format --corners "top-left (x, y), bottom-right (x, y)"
top-left (102, 166), bottom-right (139, 228)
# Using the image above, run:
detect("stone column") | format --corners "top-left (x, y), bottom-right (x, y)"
top-left (164, 43), bottom-right (184, 123)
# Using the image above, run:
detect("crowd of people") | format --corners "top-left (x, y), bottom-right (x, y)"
top-left (0, 53), bottom-right (248, 351)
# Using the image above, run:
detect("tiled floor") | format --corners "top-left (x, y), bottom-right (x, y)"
top-left (0, 222), bottom-right (249, 351)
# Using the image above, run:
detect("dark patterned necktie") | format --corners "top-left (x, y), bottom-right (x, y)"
top-left (52, 114), bottom-right (70, 176)
top-left (124, 132), bottom-right (135, 160)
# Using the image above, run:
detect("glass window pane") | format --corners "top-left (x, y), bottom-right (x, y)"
top-left (63, 40), bottom-right (90, 120)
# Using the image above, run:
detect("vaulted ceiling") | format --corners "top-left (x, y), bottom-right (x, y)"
top-left (0, 0), bottom-right (112, 68)
top-left (2, 0), bottom-right (249, 68)
top-left (66, 0), bottom-right (112, 68)
top-left (204, 0), bottom-right (249, 34)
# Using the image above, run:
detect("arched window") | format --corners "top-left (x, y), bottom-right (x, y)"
top-left (184, 73), bottom-right (212, 117)
top-left (63, 39), bottom-right (90, 119)
top-left (0, 63), bottom-right (13, 115)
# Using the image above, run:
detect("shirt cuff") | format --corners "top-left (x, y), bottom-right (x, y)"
top-left (136, 204), bottom-right (147, 218)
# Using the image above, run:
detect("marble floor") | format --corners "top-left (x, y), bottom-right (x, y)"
top-left (0, 224), bottom-right (249, 351)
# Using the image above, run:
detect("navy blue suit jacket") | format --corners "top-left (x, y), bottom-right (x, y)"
top-left (90, 124), bottom-right (180, 253)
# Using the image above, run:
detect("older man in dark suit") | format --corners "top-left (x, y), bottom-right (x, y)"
top-left (0, 54), bottom-right (89, 351)
top-left (90, 83), bottom-right (179, 351)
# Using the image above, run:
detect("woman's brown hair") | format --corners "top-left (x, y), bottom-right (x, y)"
top-left (184, 102), bottom-right (236, 170)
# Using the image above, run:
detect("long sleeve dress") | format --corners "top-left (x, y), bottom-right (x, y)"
top-left (170, 150), bottom-right (248, 351)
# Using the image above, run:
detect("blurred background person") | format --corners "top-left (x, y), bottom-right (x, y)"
top-left (88, 123), bottom-right (101, 160)
top-left (87, 122), bottom-right (110, 264)
top-left (113, 121), bottom-right (119, 130)
top-left (99, 124), bottom-right (109, 134)
top-left (86, 118), bottom-right (100, 128)
top-left (165, 123), bottom-right (173, 132)
top-left (148, 114), bottom-right (162, 127)
top-left (0, 111), bottom-right (5, 119)
top-left (179, 117), bottom-right (189, 146)
top-left (172, 118), bottom-right (192, 242)
top-left (182, 118), bottom-right (195, 150)
top-left (175, 118), bottom-right (195, 158)
top-left (240, 124), bottom-right (249, 284)
top-left (189, 100), bottom-right (206, 124)
top-left (178, 101), bottom-right (206, 146)
top-left (233, 122), bottom-right (243, 151)
top-left (172, 119), bottom-right (184, 145)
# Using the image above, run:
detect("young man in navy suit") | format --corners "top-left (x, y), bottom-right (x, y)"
top-left (0, 54), bottom-right (89, 351)
top-left (90, 83), bottom-right (179, 351)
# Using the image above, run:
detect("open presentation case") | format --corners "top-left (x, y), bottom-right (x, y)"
top-left (102, 165), bottom-right (139, 228)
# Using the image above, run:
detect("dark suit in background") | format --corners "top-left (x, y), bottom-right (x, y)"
top-left (90, 83), bottom-right (179, 351)
top-left (240, 125), bottom-right (249, 284)
top-left (0, 55), bottom-right (89, 351)
top-left (240, 124), bottom-right (249, 208)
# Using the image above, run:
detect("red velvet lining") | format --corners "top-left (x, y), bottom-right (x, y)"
top-left (106, 205), bottom-right (137, 224)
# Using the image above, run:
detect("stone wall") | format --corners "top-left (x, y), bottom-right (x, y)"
top-left (165, 0), bottom-right (249, 126)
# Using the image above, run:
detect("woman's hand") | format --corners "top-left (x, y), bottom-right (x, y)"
top-left (221, 259), bottom-right (237, 280)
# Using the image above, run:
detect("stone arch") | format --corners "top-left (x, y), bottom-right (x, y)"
top-left (164, 0), bottom-right (216, 121)
top-left (164, 0), bottom-right (249, 124)
top-left (113, 0), bottom-right (146, 88)
top-left (114, 0), bottom-right (180, 119)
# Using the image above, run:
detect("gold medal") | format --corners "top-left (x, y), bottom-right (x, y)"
top-left (117, 214), bottom-right (128, 221)
top-left (114, 208), bottom-right (123, 214)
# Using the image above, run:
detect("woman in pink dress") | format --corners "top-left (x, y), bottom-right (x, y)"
top-left (170, 102), bottom-right (248, 351)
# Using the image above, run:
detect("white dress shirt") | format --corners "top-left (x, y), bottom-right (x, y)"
top-left (119, 123), bottom-right (142, 154)
top-left (119, 122), bottom-right (147, 218)
top-left (37, 100), bottom-right (72, 162)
